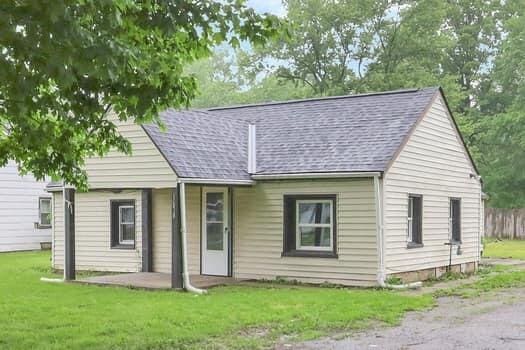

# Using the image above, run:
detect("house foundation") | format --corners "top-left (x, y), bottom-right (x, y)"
top-left (389, 261), bottom-right (478, 283)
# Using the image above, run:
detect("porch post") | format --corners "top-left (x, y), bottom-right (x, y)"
top-left (141, 189), bottom-right (153, 272)
top-left (228, 186), bottom-right (233, 277)
top-left (171, 187), bottom-right (183, 288)
top-left (64, 188), bottom-right (75, 281)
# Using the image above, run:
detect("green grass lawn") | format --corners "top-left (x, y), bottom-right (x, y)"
top-left (434, 264), bottom-right (525, 298)
top-left (0, 251), bottom-right (433, 350)
top-left (484, 239), bottom-right (525, 260)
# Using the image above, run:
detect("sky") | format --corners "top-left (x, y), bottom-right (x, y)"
top-left (246, 0), bottom-right (286, 16)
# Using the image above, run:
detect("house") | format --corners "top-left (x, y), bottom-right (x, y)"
top-left (48, 87), bottom-right (483, 289)
top-left (0, 161), bottom-right (52, 252)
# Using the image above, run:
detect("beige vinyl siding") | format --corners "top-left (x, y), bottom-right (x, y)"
top-left (52, 190), bottom-right (143, 272)
top-left (383, 96), bottom-right (482, 274)
top-left (152, 189), bottom-right (171, 273)
top-left (84, 115), bottom-right (178, 189)
top-left (185, 185), bottom-right (201, 274)
top-left (151, 186), bottom-right (200, 274)
top-left (52, 192), bottom-right (64, 269)
top-left (233, 179), bottom-right (378, 286)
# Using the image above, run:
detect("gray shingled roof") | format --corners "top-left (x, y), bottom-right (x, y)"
top-left (142, 87), bottom-right (439, 180)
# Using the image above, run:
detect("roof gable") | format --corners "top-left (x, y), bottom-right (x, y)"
top-left (384, 88), bottom-right (479, 176)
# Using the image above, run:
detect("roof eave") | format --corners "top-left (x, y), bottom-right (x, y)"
top-left (251, 171), bottom-right (382, 180)
top-left (178, 177), bottom-right (255, 186)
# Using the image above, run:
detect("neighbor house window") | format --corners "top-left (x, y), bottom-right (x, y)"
top-left (407, 194), bottom-right (423, 246)
top-left (283, 195), bottom-right (337, 258)
top-left (449, 198), bottom-right (461, 243)
top-left (38, 197), bottom-right (52, 228)
top-left (110, 200), bottom-right (135, 248)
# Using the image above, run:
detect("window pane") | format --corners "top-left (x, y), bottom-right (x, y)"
top-left (40, 199), bottom-right (51, 213)
top-left (40, 213), bottom-right (51, 226)
top-left (298, 202), bottom-right (331, 224)
top-left (207, 223), bottom-right (223, 251)
top-left (409, 196), bottom-right (422, 244)
top-left (206, 193), bottom-right (224, 222)
top-left (299, 227), bottom-right (331, 247)
top-left (121, 223), bottom-right (135, 242)
top-left (451, 199), bottom-right (461, 241)
top-left (120, 207), bottom-right (134, 223)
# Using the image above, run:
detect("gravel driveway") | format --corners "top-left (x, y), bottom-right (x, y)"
top-left (280, 287), bottom-right (525, 350)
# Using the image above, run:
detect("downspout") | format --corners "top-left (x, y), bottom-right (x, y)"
top-left (179, 181), bottom-right (207, 294)
top-left (375, 175), bottom-right (421, 290)
top-left (374, 175), bottom-right (386, 287)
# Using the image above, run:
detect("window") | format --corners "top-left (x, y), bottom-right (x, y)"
top-left (38, 197), bottom-right (52, 228)
top-left (283, 195), bottom-right (337, 258)
top-left (450, 198), bottom-right (461, 243)
top-left (110, 200), bottom-right (135, 248)
top-left (407, 194), bottom-right (423, 246)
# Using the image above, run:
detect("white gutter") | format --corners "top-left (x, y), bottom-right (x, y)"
top-left (374, 175), bottom-right (386, 287)
top-left (178, 181), bottom-right (207, 294)
top-left (251, 172), bottom-right (381, 180)
top-left (178, 178), bottom-right (254, 186)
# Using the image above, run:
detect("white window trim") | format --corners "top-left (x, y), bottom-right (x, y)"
top-left (39, 197), bottom-right (52, 226)
top-left (118, 205), bottom-right (135, 245)
top-left (295, 199), bottom-right (333, 251)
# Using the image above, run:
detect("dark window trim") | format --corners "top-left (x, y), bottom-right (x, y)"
top-left (110, 199), bottom-right (136, 250)
top-left (282, 194), bottom-right (338, 258)
top-left (449, 197), bottom-right (462, 244)
top-left (407, 193), bottom-right (423, 247)
top-left (407, 242), bottom-right (424, 249)
top-left (36, 196), bottom-right (52, 229)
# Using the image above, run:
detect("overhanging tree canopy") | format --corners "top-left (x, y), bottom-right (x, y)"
top-left (0, 0), bottom-right (280, 189)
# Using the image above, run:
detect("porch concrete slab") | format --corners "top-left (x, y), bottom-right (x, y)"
top-left (78, 272), bottom-right (247, 290)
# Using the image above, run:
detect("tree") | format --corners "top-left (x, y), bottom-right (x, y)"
top-left (185, 50), bottom-right (246, 108)
top-left (475, 2), bottom-right (525, 207)
top-left (186, 49), bottom-right (316, 108)
top-left (245, 0), bottom-right (399, 95)
top-left (0, 1), bottom-right (280, 189)
top-left (441, 0), bottom-right (507, 113)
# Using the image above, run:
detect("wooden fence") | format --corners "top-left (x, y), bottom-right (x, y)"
top-left (485, 208), bottom-right (525, 239)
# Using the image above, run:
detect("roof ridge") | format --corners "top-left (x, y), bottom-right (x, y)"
top-left (206, 87), bottom-right (438, 111)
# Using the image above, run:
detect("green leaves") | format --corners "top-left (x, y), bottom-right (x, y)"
top-left (0, 0), bottom-right (282, 190)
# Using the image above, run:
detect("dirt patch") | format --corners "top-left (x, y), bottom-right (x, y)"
top-left (279, 287), bottom-right (525, 350)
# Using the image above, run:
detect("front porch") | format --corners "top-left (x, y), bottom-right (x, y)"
top-left (78, 272), bottom-right (248, 290)
top-left (59, 180), bottom-right (247, 291)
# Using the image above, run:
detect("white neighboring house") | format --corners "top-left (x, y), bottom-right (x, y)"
top-left (0, 161), bottom-right (52, 252)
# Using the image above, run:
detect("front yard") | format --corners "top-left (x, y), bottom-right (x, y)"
top-left (0, 251), bottom-right (432, 349)
top-left (484, 239), bottom-right (525, 260)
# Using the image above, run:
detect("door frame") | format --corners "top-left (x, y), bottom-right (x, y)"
top-left (200, 186), bottom-right (232, 276)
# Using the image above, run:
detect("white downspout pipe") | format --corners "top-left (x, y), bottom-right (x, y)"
top-left (374, 175), bottom-right (386, 287)
top-left (375, 175), bottom-right (422, 290)
top-left (179, 181), bottom-right (207, 294)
